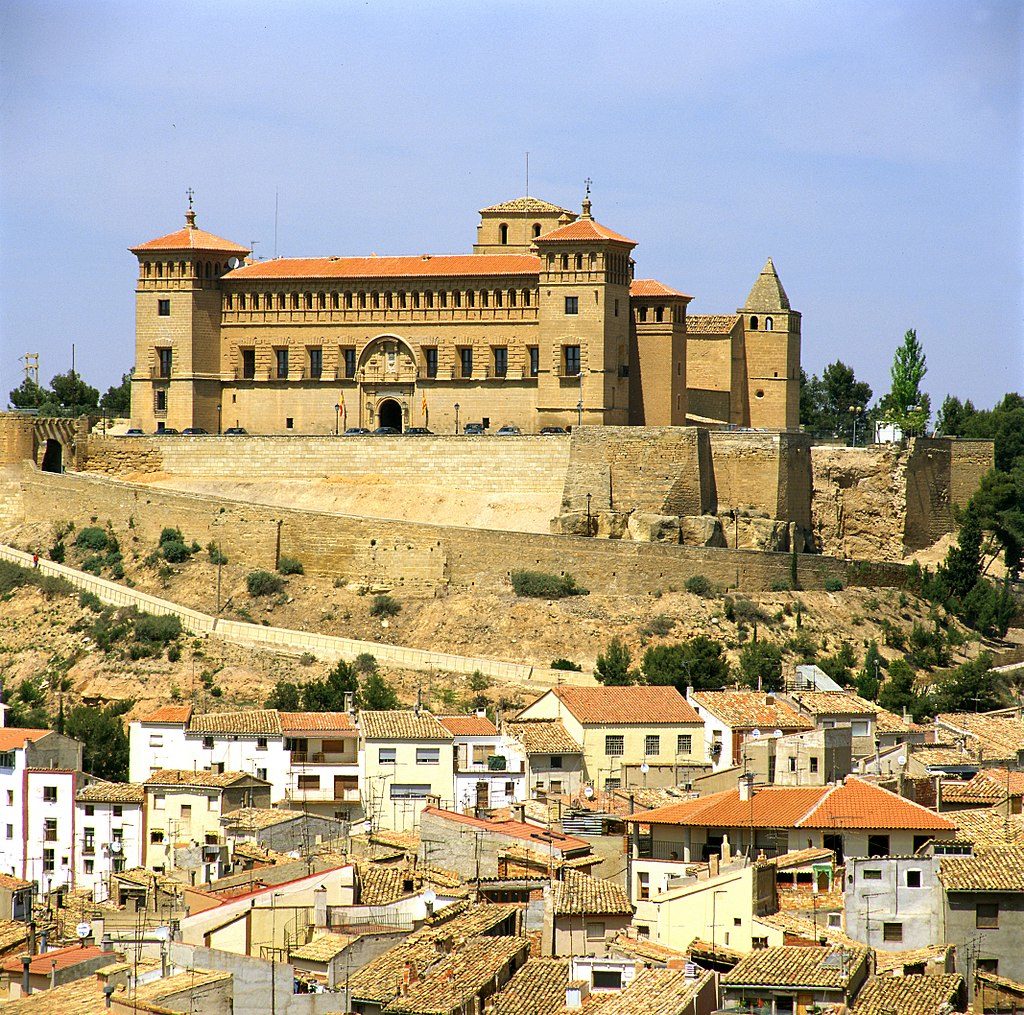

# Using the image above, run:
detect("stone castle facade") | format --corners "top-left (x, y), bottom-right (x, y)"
top-left (129, 195), bottom-right (800, 434)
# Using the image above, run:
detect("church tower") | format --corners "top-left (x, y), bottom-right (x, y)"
top-left (533, 192), bottom-right (636, 427)
top-left (129, 203), bottom-right (249, 432)
top-left (738, 258), bottom-right (800, 430)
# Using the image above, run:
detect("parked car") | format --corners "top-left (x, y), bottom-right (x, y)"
top-left (123, 428), bottom-right (145, 436)
top-left (152, 428), bottom-right (179, 435)
top-left (495, 425), bottom-right (522, 436)
top-left (372, 426), bottom-right (401, 435)
top-left (342, 427), bottom-right (371, 436)
top-left (463, 423), bottom-right (486, 435)
top-left (404, 427), bottom-right (433, 435)
top-left (181, 427), bottom-right (209, 435)
top-left (540, 426), bottom-right (567, 435)
top-left (223, 426), bottom-right (248, 435)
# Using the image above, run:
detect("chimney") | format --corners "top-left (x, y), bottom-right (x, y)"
top-left (565, 981), bottom-right (590, 1009)
top-left (103, 983), bottom-right (115, 1008)
top-left (709, 854), bottom-right (720, 878)
top-left (738, 772), bottom-right (755, 802)
top-left (49, 960), bottom-right (57, 991)
top-left (343, 692), bottom-right (354, 714)
top-left (39, 929), bottom-right (47, 953)
top-left (765, 694), bottom-right (775, 706)
top-left (721, 839), bottom-right (732, 865)
top-left (20, 954), bottom-right (31, 996)
top-left (475, 707), bottom-right (486, 719)
top-left (27, 921), bottom-right (35, 957)
top-left (313, 885), bottom-right (328, 930)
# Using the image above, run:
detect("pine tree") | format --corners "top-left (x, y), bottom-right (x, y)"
top-left (856, 641), bottom-right (883, 700)
top-left (942, 507), bottom-right (983, 602)
top-left (595, 637), bottom-right (637, 686)
top-left (881, 329), bottom-right (930, 433)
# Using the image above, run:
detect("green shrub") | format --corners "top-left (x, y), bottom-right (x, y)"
top-left (159, 527), bottom-right (184, 547)
top-left (167, 645), bottom-right (181, 662)
top-left (551, 658), bottom-right (582, 671)
top-left (509, 570), bottom-right (587, 599)
top-left (81, 555), bottom-right (104, 575)
top-left (161, 540), bottom-right (190, 563)
top-left (733, 599), bottom-right (767, 623)
top-left (770, 579), bottom-right (792, 592)
top-left (79, 591), bottom-right (103, 613)
top-left (299, 652), bottom-right (316, 666)
top-left (75, 527), bottom-right (109, 551)
top-left (685, 574), bottom-right (713, 597)
top-left (110, 562), bottom-right (125, 580)
top-left (210, 686), bottom-right (223, 698)
top-left (128, 642), bottom-right (152, 660)
top-left (49, 542), bottom-right (65, 564)
top-left (134, 613), bottom-right (182, 645)
top-left (247, 570), bottom-right (284, 597)
top-left (643, 615), bottom-right (676, 638)
top-left (739, 642), bottom-right (784, 692)
top-left (824, 577), bottom-right (844, 592)
top-left (207, 543), bottom-right (228, 565)
top-left (278, 555), bottom-right (304, 575)
top-left (370, 594), bottom-right (401, 618)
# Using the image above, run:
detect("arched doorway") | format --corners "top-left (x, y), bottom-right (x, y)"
top-left (41, 439), bottom-right (63, 473)
top-left (378, 399), bottom-right (403, 432)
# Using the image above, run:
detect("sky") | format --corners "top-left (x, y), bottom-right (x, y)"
top-left (1, 0), bottom-right (1021, 411)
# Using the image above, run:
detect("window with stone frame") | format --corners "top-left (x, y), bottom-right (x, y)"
top-left (308, 347), bottom-right (323, 379)
top-left (493, 347), bottom-right (508, 377)
top-left (459, 347), bottom-right (473, 378)
top-left (241, 348), bottom-right (256, 379)
top-left (275, 348), bottom-right (289, 379)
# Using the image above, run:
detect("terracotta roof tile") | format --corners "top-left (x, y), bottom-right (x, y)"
top-left (1, 944), bottom-right (115, 976)
top-left (278, 711), bottom-right (356, 734)
top-left (723, 944), bottom-right (869, 989)
top-left (0, 874), bottom-right (31, 891)
top-left (144, 768), bottom-right (259, 788)
top-left (539, 686), bottom-right (701, 725)
top-left (690, 691), bottom-right (813, 730)
top-left (436, 714), bottom-right (498, 737)
top-left (76, 781), bottom-right (144, 804)
top-left (188, 710), bottom-right (282, 736)
top-left (222, 807), bottom-right (300, 830)
top-left (131, 223), bottom-right (249, 254)
top-left (873, 944), bottom-right (954, 974)
top-left (551, 870), bottom-right (632, 916)
top-left (787, 691), bottom-right (878, 718)
top-left (290, 931), bottom-right (357, 963)
top-left (630, 278), bottom-right (693, 299)
top-left (850, 974), bottom-right (963, 1015)
top-left (686, 314), bottom-right (741, 334)
top-left (935, 713), bottom-right (1024, 761)
top-left (536, 217), bottom-right (636, 245)
top-left (492, 958), bottom-right (569, 1015)
top-left (423, 806), bottom-right (590, 852)
top-left (503, 720), bottom-right (582, 755)
top-left (227, 253), bottom-right (540, 281)
top-left (360, 710), bottom-right (453, 741)
top-left (556, 967), bottom-right (713, 1015)
top-left (480, 196), bottom-right (573, 215)
top-left (138, 704), bottom-right (193, 724)
top-left (131, 970), bottom-right (233, 1003)
top-left (0, 729), bottom-right (50, 752)
top-left (799, 777), bottom-right (955, 831)
top-left (939, 846), bottom-right (1024, 891)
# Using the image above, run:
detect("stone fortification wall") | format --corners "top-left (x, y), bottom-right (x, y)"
top-left (13, 468), bottom-right (905, 594)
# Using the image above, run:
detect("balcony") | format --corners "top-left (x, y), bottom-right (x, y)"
top-left (285, 786), bottom-right (361, 804)
top-left (82, 843), bottom-right (95, 856)
top-left (290, 751), bottom-right (358, 767)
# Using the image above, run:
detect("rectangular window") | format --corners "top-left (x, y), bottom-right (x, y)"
top-left (586, 921), bottom-right (605, 940)
top-left (645, 735), bottom-right (660, 757)
top-left (883, 922), bottom-right (903, 942)
top-left (528, 346), bottom-right (539, 377)
top-left (343, 347), bottom-right (357, 378)
top-left (416, 748), bottom-right (440, 765)
top-left (788, 757), bottom-right (797, 772)
top-left (157, 299), bottom-right (170, 317)
top-left (977, 903), bottom-right (999, 929)
top-left (565, 296), bottom-right (579, 315)
top-left (155, 389), bottom-right (167, 413)
top-left (604, 777), bottom-right (621, 790)
top-left (493, 347), bottom-right (508, 377)
top-left (153, 794), bottom-right (165, 810)
top-left (677, 735), bottom-right (692, 754)
top-left (472, 745), bottom-right (491, 765)
top-left (564, 345), bottom-right (581, 376)
top-left (550, 779), bottom-right (563, 794)
top-left (179, 804), bottom-right (191, 820)
top-left (44, 818), bottom-right (57, 842)
top-left (605, 735), bottom-right (624, 757)
top-left (977, 959), bottom-right (999, 974)
top-left (275, 348), bottom-right (289, 379)
top-left (256, 737), bottom-right (267, 751)
top-left (241, 348), bottom-right (256, 379)
top-left (459, 347), bottom-right (473, 378)
top-left (638, 872), bottom-right (650, 900)
top-left (550, 755), bottom-right (563, 769)
top-left (84, 804), bottom-right (94, 816)
top-left (862, 869), bottom-right (882, 880)
top-left (150, 830), bottom-right (164, 843)
top-left (157, 348), bottom-right (172, 377)
top-left (5, 825), bottom-right (11, 840)
top-left (425, 347), bottom-right (438, 378)
top-left (84, 859), bottom-right (94, 875)
top-left (148, 735), bottom-right (163, 748)
top-left (851, 721), bottom-right (870, 737)
top-left (867, 834), bottom-right (890, 857)
top-left (0, 753), bottom-right (13, 768)
top-left (42, 849), bottom-right (54, 873)
top-left (906, 869), bottom-right (922, 888)
top-left (592, 970), bottom-right (621, 990)
top-left (379, 748), bottom-right (396, 765)
top-left (614, 298), bottom-right (619, 317)
top-left (810, 757), bottom-right (820, 773)
top-left (202, 737), bottom-right (214, 750)
top-left (308, 347), bottom-right (323, 379)
top-left (390, 784), bottom-right (431, 800)
top-left (298, 775), bottom-right (320, 790)
top-left (43, 786), bottom-right (57, 803)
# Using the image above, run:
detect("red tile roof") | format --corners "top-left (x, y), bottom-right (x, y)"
top-left (627, 777), bottom-right (956, 832)
top-left (1, 944), bottom-right (115, 975)
top-left (690, 691), bottom-right (813, 731)
top-left (138, 705), bottom-right (193, 724)
top-left (630, 279), bottom-right (693, 299)
top-left (225, 253), bottom-right (540, 280)
top-left (0, 874), bottom-right (32, 891)
top-left (278, 712), bottom-right (356, 734)
top-left (543, 686), bottom-right (701, 725)
top-left (0, 729), bottom-right (50, 752)
top-left (536, 217), bottom-right (636, 245)
top-left (422, 807), bottom-right (590, 852)
top-left (436, 715), bottom-right (498, 737)
top-left (131, 225), bottom-right (249, 254)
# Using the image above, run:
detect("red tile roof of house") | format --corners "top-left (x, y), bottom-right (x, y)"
top-left (536, 217), bottom-right (636, 245)
top-left (0, 729), bottom-right (51, 752)
top-left (630, 279), bottom-right (693, 299)
top-left (690, 691), bottom-right (813, 731)
top-left (131, 223), bottom-right (249, 254)
top-left (137, 705), bottom-right (193, 724)
top-left (1, 944), bottom-right (115, 975)
top-left (422, 806), bottom-right (590, 852)
top-left (226, 253), bottom-right (541, 280)
top-left (0, 874), bottom-right (32, 891)
top-left (436, 715), bottom-right (498, 737)
top-left (626, 777), bottom-right (956, 832)
top-left (542, 686), bottom-right (701, 725)
top-left (278, 712), bottom-right (357, 734)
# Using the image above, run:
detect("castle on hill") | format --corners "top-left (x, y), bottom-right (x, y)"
top-left (129, 194), bottom-right (800, 434)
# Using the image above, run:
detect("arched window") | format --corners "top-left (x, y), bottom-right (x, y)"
top-left (750, 316), bottom-right (758, 330)
top-left (179, 261), bottom-right (186, 275)
top-left (318, 292), bottom-right (326, 309)
top-left (215, 262), bottom-right (221, 275)
top-left (239, 293), bottom-right (246, 310)
top-left (533, 223), bottom-right (542, 239)
top-left (638, 306), bottom-right (648, 323)
top-left (278, 293), bottom-right (286, 310)
top-left (561, 254), bottom-right (569, 271)
top-left (205, 262), bottom-right (212, 279)
top-left (589, 253), bottom-right (596, 269)
top-left (655, 306), bottom-right (664, 323)
top-left (157, 262), bottom-right (164, 278)
top-left (292, 293), bottom-right (299, 309)
top-left (574, 253), bottom-right (582, 270)
top-left (494, 289), bottom-right (502, 307)
top-left (508, 289), bottom-right (516, 307)
top-left (523, 289), bottom-right (531, 307)
top-left (765, 316), bottom-right (774, 331)
top-left (440, 291), bottom-right (448, 308)
top-left (467, 290), bottom-right (475, 308)
top-left (330, 292), bottom-right (338, 309)
top-left (481, 290), bottom-right (489, 308)
top-left (498, 223), bottom-right (508, 245)
top-left (226, 293), bottom-right (234, 310)
top-left (144, 262), bottom-right (152, 277)
top-left (454, 291), bottom-right (461, 308)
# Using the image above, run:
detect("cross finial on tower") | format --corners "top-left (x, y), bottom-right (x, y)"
top-left (581, 177), bottom-right (593, 219)
top-left (185, 188), bottom-right (197, 228)
top-left (186, 187), bottom-right (195, 210)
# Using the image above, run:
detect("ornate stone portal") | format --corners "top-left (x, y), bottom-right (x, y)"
top-left (359, 335), bottom-right (416, 430)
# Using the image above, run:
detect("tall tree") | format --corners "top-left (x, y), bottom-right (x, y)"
top-left (595, 637), bottom-right (638, 686)
top-left (64, 700), bottom-right (134, 782)
top-left (880, 329), bottom-right (930, 434)
top-left (100, 371), bottom-right (133, 417)
top-left (8, 378), bottom-right (47, 410)
top-left (361, 670), bottom-right (399, 710)
top-left (799, 361), bottom-right (872, 441)
top-left (941, 506), bottom-right (983, 601)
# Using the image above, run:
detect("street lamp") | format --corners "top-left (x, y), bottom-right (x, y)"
top-left (848, 405), bottom-right (863, 447)
top-left (454, 402), bottom-right (460, 435)
top-left (586, 492), bottom-right (593, 537)
top-left (334, 403), bottom-right (341, 436)
top-left (216, 404), bottom-right (222, 435)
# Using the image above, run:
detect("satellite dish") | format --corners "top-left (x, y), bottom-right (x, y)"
top-left (227, 256), bottom-right (241, 270)
top-left (640, 763), bottom-right (650, 774)
top-left (109, 841), bottom-right (122, 854)
top-left (750, 729), bottom-right (762, 739)
top-left (584, 786), bottom-right (594, 799)
top-left (422, 889), bottom-right (436, 905)
top-left (76, 922), bottom-right (91, 939)
top-left (773, 729), bottom-right (784, 739)
top-left (897, 755), bottom-right (907, 766)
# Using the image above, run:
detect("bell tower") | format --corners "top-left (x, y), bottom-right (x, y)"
top-left (738, 258), bottom-right (800, 430)
top-left (129, 199), bottom-right (249, 432)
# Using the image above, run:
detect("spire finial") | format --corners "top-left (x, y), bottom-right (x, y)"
top-left (185, 188), bottom-right (196, 228)
top-left (581, 178), bottom-right (593, 219)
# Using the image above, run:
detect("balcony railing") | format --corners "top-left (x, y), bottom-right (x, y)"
top-left (290, 751), bottom-right (357, 767)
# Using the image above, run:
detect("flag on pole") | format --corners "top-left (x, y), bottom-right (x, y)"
top-left (421, 392), bottom-right (428, 424)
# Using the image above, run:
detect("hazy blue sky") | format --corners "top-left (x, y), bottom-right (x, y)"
top-left (1, 0), bottom-right (1021, 410)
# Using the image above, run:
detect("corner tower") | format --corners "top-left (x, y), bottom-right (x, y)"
top-left (474, 196), bottom-right (576, 254)
top-left (738, 258), bottom-right (800, 430)
top-left (129, 207), bottom-right (249, 432)
top-left (533, 196), bottom-right (636, 427)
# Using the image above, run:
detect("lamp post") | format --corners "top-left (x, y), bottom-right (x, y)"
top-left (848, 405), bottom-right (863, 447)
top-left (334, 403), bottom-right (341, 436)
top-left (216, 403), bottom-right (222, 435)
top-left (576, 368), bottom-right (585, 427)
top-left (454, 402), bottom-right (460, 435)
